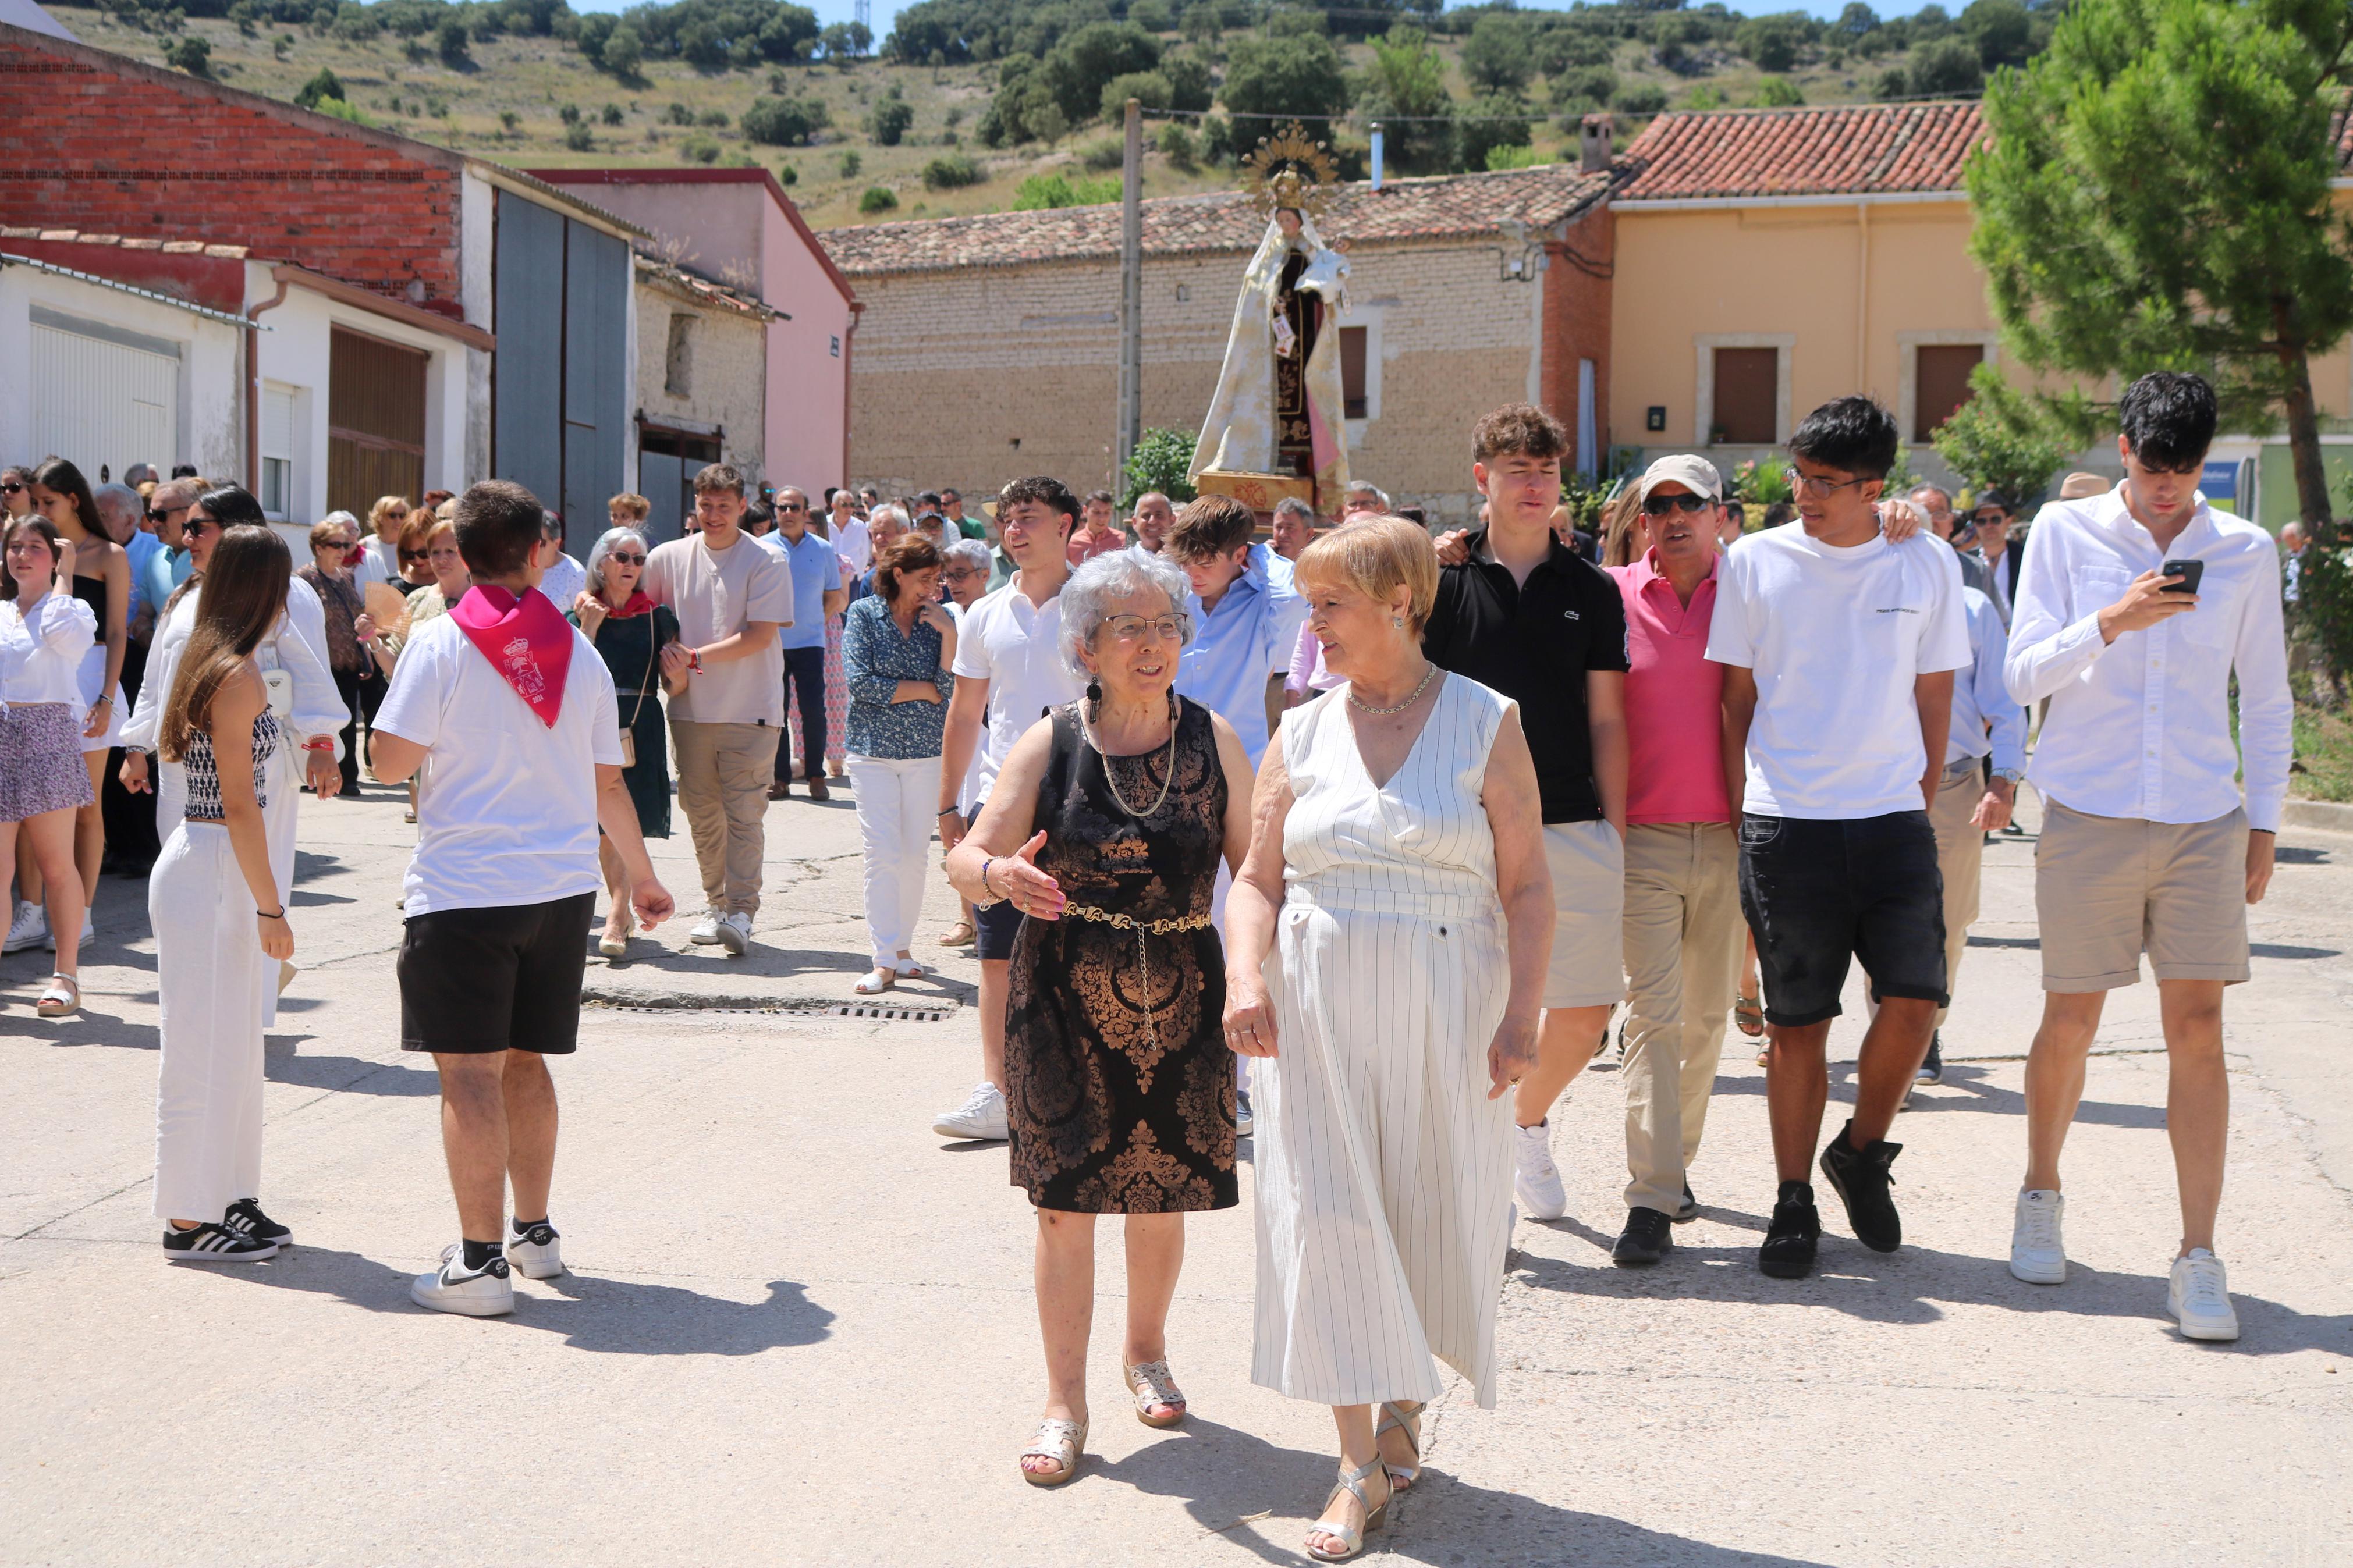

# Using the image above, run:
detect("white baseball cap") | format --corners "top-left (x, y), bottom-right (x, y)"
top-left (1632, 453), bottom-right (1725, 506)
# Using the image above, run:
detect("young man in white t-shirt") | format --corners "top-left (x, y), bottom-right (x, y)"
top-left (2001, 372), bottom-right (2290, 1340)
top-left (372, 481), bottom-right (675, 1318)
top-left (1707, 396), bottom-right (1970, 1281)
top-left (641, 464), bottom-right (794, 955)
top-left (928, 476), bottom-right (1081, 1143)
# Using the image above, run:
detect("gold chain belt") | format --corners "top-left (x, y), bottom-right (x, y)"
top-left (1062, 904), bottom-right (1211, 1056)
top-left (1064, 904), bottom-right (1212, 936)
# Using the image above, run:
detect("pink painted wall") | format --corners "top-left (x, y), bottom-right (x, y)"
top-left (526, 168), bottom-right (857, 495)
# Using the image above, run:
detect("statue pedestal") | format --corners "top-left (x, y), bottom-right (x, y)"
top-left (1195, 469), bottom-right (1319, 523)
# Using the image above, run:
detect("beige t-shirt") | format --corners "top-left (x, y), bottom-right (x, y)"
top-left (644, 529), bottom-right (796, 726)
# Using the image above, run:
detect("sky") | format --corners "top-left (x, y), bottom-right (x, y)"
top-left (563, 2), bottom-right (1939, 33)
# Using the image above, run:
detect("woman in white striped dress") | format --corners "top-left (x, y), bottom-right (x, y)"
top-left (1225, 516), bottom-right (1553, 1563)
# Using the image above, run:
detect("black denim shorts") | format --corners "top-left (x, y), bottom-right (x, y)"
top-left (399, 891), bottom-right (595, 1054)
top-left (1737, 811), bottom-right (1947, 1027)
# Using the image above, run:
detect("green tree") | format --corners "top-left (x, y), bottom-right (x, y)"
top-left (1756, 75), bottom-right (1806, 107)
top-left (743, 94), bottom-right (829, 145)
top-left (295, 67), bottom-right (346, 108)
top-left (1908, 35), bottom-right (1983, 95)
top-left (1121, 427), bottom-right (1198, 509)
top-left (1736, 13), bottom-right (1814, 73)
top-left (1355, 23), bottom-right (1450, 175)
top-left (1456, 94), bottom-right (1534, 175)
top-left (435, 20), bottom-right (470, 67)
top-left (600, 24), bottom-right (643, 80)
top-left (1460, 13), bottom-right (1532, 95)
top-left (1930, 366), bottom-right (2072, 508)
top-left (1968, 0), bottom-right (2353, 531)
top-left (922, 151), bottom-right (985, 189)
top-left (859, 185), bottom-right (899, 214)
top-left (1219, 31), bottom-right (1350, 134)
top-left (165, 35), bottom-right (212, 77)
top-left (866, 87), bottom-right (914, 145)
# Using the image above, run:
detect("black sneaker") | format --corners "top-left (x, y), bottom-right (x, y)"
top-left (1672, 1180), bottom-right (1699, 1224)
top-left (1819, 1121), bottom-right (1904, 1253)
top-left (1612, 1207), bottom-right (1673, 1267)
top-left (1916, 1034), bottom-right (1944, 1085)
top-left (163, 1221), bottom-right (278, 1263)
top-left (221, 1197), bottom-right (292, 1250)
top-left (1758, 1181), bottom-right (1820, 1278)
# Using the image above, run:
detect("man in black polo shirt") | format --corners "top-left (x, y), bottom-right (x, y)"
top-left (1424, 403), bottom-right (1630, 1224)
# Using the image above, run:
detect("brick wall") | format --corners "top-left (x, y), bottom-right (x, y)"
top-left (846, 239), bottom-right (1541, 525)
top-left (1543, 203), bottom-right (1614, 474)
top-left (0, 30), bottom-right (463, 314)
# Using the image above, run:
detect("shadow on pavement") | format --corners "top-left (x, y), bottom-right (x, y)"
top-left (1090, 1416), bottom-right (1832, 1566)
top-left (1703, 1065), bottom-right (2165, 1131)
top-left (232, 1246), bottom-right (838, 1355)
top-left (1509, 1232), bottom-right (2353, 1354)
top-left (264, 1036), bottom-right (438, 1096)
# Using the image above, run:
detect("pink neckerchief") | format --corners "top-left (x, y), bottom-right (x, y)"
top-left (448, 584), bottom-right (573, 728)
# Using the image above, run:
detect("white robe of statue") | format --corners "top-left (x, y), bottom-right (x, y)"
top-left (1190, 212), bottom-right (1351, 508)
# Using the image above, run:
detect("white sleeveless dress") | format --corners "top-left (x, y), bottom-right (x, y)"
top-left (1251, 672), bottom-right (1517, 1410)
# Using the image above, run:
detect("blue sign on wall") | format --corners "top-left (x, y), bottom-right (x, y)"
top-left (2201, 460), bottom-right (2238, 498)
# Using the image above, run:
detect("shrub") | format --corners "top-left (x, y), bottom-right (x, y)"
top-left (559, 102), bottom-right (582, 125)
top-left (858, 184), bottom-right (899, 214)
top-left (499, 109), bottom-right (520, 132)
top-left (866, 91), bottom-right (914, 145)
top-left (1156, 120), bottom-right (1198, 170)
top-left (1120, 428), bottom-right (1197, 509)
top-left (164, 35), bottom-right (211, 76)
top-left (1756, 76), bottom-right (1806, 108)
top-left (599, 24), bottom-right (642, 79)
top-left (1012, 170), bottom-right (1120, 210)
top-left (565, 122), bottom-right (594, 151)
top-left (742, 95), bottom-right (829, 146)
top-left (698, 107), bottom-right (731, 129)
top-left (294, 66), bottom-right (345, 108)
top-left (1552, 65), bottom-right (1619, 113)
top-left (682, 133), bottom-right (721, 163)
top-left (922, 152), bottom-right (984, 189)
top-left (779, 163), bottom-right (798, 185)
top-left (1456, 94), bottom-right (1534, 174)
top-left (1485, 143), bottom-right (1546, 172)
top-left (310, 95), bottom-right (371, 126)
top-left (1614, 81), bottom-right (1668, 116)
top-left (839, 148), bottom-right (863, 178)
top-left (1081, 135), bottom-right (1126, 172)
top-left (435, 19), bottom-right (469, 66)
top-left (666, 102), bottom-right (694, 127)
top-left (1908, 35), bottom-right (1984, 96)
top-left (601, 102), bottom-right (624, 126)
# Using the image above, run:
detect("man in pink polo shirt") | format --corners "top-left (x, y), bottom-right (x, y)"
top-left (1602, 454), bottom-right (1742, 1266)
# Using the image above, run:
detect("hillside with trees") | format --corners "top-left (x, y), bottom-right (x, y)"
top-left (52, 0), bottom-right (2056, 227)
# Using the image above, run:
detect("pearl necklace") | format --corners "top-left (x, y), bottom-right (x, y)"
top-left (1347, 663), bottom-right (1439, 717)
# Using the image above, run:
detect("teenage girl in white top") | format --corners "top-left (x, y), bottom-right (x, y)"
top-left (0, 513), bottom-right (98, 1016)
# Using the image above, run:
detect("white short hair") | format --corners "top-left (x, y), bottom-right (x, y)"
top-left (586, 526), bottom-right (650, 596)
top-left (870, 502), bottom-right (910, 532)
top-left (941, 538), bottom-right (992, 573)
top-left (1058, 549), bottom-right (1194, 683)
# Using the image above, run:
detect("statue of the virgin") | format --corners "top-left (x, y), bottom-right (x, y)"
top-left (1190, 130), bottom-right (1352, 513)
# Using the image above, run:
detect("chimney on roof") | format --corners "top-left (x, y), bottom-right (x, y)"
top-left (1581, 114), bottom-right (1614, 176)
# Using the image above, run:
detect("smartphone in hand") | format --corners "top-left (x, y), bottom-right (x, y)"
top-left (2160, 559), bottom-right (2204, 595)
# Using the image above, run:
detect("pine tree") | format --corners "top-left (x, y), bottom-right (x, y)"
top-left (1968, 0), bottom-right (2353, 532)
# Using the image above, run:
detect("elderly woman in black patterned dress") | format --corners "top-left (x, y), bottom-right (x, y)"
top-left (944, 548), bottom-right (1257, 1488)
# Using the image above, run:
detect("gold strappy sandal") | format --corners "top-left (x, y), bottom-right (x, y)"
top-left (1123, 1359), bottom-right (1187, 1428)
top-left (1305, 1456), bottom-right (1392, 1562)
top-left (1019, 1416), bottom-right (1088, 1487)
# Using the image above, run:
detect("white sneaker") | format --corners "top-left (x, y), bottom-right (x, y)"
top-left (932, 1081), bottom-right (1009, 1142)
top-left (506, 1218), bottom-right (563, 1280)
top-left (1234, 1090), bottom-right (1254, 1139)
top-left (688, 911), bottom-right (724, 945)
top-left (410, 1243), bottom-right (514, 1317)
top-left (2167, 1249), bottom-right (2241, 1342)
top-left (2009, 1189), bottom-right (2067, 1285)
top-left (715, 911), bottom-right (753, 956)
top-left (45, 920), bottom-right (92, 952)
top-left (1513, 1120), bottom-right (1567, 1221)
top-left (3, 899), bottom-right (48, 954)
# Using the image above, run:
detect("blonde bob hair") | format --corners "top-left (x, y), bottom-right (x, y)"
top-left (1293, 515), bottom-right (1439, 634)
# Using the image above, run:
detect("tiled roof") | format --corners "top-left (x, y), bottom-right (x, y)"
top-left (0, 226), bottom-right (247, 259)
top-left (634, 253), bottom-right (778, 321)
top-left (817, 161), bottom-right (1621, 276)
top-left (1617, 102), bottom-right (1985, 201)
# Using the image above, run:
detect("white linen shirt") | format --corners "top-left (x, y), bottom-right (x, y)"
top-left (2003, 489), bottom-right (2291, 831)
top-left (125, 573), bottom-right (347, 756)
top-left (0, 592), bottom-right (98, 709)
top-left (1947, 586), bottom-right (2027, 771)
top-left (949, 577), bottom-right (1080, 806)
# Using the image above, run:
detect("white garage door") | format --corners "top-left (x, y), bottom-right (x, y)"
top-left (29, 305), bottom-right (180, 479)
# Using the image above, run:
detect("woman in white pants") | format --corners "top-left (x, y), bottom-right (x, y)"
top-left (151, 522), bottom-right (298, 1264)
top-left (840, 534), bottom-right (955, 994)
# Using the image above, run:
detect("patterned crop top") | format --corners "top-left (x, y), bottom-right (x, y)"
top-left (183, 711), bottom-right (280, 823)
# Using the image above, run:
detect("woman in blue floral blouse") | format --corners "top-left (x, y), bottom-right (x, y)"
top-left (842, 533), bottom-right (957, 994)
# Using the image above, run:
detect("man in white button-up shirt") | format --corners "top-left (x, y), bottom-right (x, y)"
top-left (2000, 372), bottom-right (2290, 1342)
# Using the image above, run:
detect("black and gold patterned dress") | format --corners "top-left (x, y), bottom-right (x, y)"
top-left (1003, 696), bottom-right (1237, 1214)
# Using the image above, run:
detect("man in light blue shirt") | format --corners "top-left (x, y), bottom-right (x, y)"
top-left (757, 485), bottom-right (845, 799)
top-left (139, 477), bottom-right (200, 617)
top-left (1166, 494), bottom-right (1305, 769)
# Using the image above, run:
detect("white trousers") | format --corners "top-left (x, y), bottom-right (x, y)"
top-left (846, 754), bottom-right (941, 965)
top-left (151, 823), bottom-right (267, 1222)
top-left (157, 752), bottom-right (298, 1025)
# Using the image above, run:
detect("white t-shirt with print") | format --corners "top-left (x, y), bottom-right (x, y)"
top-left (950, 579), bottom-right (1080, 806)
top-left (374, 613), bottom-right (624, 915)
top-left (1706, 522), bottom-right (1971, 820)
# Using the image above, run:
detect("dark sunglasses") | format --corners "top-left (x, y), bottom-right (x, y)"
top-left (1641, 492), bottom-right (1712, 517)
top-left (183, 515), bottom-right (219, 536)
top-left (398, 547), bottom-right (428, 561)
top-left (2, 482), bottom-right (23, 495)
top-left (778, 502), bottom-right (807, 513)
top-left (607, 552), bottom-right (647, 566)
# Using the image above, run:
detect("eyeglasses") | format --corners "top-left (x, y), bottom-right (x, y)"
top-left (1790, 470), bottom-right (1873, 497)
top-left (779, 502), bottom-right (806, 513)
top-left (1103, 612), bottom-right (1191, 643)
top-left (607, 552), bottom-right (646, 566)
top-left (1641, 493), bottom-right (1711, 518)
top-left (942, 567), bottom-right (983, 581)
top-left (1, 482), bottom-right (22, 495)
top-left (399, 547), bottom-right (428, 561)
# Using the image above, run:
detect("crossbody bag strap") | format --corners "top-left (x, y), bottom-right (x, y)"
top-left (624, 613), bottom-right (658, 730)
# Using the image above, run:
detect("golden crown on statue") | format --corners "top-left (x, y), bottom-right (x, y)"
top-left (1243, 121), bottom-right (1340, 218)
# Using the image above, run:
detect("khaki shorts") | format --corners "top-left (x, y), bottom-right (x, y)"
top-left (2035, 799), bottom-right (2250, 991)
top-left (1543, 819), bottom-right (1626, 1009)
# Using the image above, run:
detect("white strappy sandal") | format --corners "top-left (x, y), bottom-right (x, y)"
top-left (1019, 1416), bottom-right (1088, 1487)
top-left (1305, 1456), bottom-right (1392, 1562)
top-left (35, 973), bottom-right (80, 1018)
top-left (1376, 1400), bottom-right (1424, 1489)
top-left (1123, 1359), bottom-right (1187, 1428)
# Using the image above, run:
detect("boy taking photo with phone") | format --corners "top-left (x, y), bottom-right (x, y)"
top-left (2001, 371), bottom-right (2291, 1341)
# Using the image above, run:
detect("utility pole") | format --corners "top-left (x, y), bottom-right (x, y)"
top-left (1115, 97), bottom-right (1143, 488)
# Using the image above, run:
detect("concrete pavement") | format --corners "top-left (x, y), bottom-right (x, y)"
top-left (2, 778), bottom-right (2348, 1565)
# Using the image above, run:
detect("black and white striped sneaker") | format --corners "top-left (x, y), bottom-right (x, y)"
top-left (162, 1221), bottom-right (278, 1263)
top-left (221, 1198), bottom-right (292, 1250)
